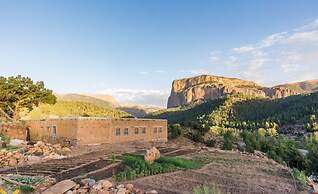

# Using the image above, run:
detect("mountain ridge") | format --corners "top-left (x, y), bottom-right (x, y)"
top-left (167, 75), bottom-right (317, 108)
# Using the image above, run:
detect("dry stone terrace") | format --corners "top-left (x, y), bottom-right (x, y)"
top-left (0, 142), bottom-right (310, 194)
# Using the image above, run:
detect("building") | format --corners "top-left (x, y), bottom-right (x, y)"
top-left (24, 117), bottom-right (168, 145)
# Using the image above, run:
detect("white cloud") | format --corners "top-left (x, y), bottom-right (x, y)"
top-left (209, 18), bottom-right (318, 85)
top-left (139, 71), bottom-right (149, 75)
top-left (98, 88), bottom-right (169, 107)
top-left (232, 46), bottom-right (255, 54)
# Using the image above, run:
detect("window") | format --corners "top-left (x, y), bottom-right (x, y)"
top-left (116, 128), bottom-right (121, 136)
top-left (124, 128), bottom-right (129, 135)
top-left (154, 127), bottom-right (158, 133)
top-left (135, 127), bottom-right (139, 134)
top-left (142, 127), bottom-right (146, 134)
top-left (158, 127), bottom-right (162, 133)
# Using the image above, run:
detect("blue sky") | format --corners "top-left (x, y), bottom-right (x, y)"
top-left (1, 0), bottom-right (318, 107)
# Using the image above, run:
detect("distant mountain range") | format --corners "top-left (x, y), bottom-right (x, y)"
top-left (56, 93), bottom-right (161, 117)
top-left (167, 75), bottom-right (318, 108)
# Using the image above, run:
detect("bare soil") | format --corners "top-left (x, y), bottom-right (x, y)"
top-left (127, 150), bottom-right (310, 194)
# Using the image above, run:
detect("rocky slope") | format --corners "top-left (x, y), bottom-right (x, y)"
top-left (276, 79), bottom-right (318, 93)
top-left (167, 75), bottom-right (302, 108)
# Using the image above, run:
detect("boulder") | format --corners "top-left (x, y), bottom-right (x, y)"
top-left (144, 147), bottom-right (160, 164)
top-left (97, 179), bottom-right (113, 189)
top-left (146, 190), bottom-right (158, 194)
top-left (125, 183), bottom-right (134, 191)
top-left (116, 188), bottom-right (127, 194)
top-left (80, 178), bottom-right (96, 187)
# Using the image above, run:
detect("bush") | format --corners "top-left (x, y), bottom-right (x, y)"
top-left (168, 124), bottom-right (182, 139)
top-left (0, 134), bottom-right (11, 148)
top-left (205, 139), bottom-right (216, 147)
top-left (307, 143), bottom-right (318, 176)
top-left (241, 131), bottom-right (308, 171)
top-left (222, 130), bottom-right (236, 150)
top-left (290, 168), bottom-right (308, 187)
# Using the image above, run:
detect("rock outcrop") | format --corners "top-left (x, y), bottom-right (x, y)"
top-left (167, 75), bottom-right (301, 108)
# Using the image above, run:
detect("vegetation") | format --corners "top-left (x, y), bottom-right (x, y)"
top-left (193, 185), bottom-right (222, 194)
top-left (114, 154), bottom-right (206, 181)
top-left (0, 134), bottom-right (11, 148)
top-left (290, 168), bottom-right (308, 187)
top-left (147, 99), bottom-right (224, 124)
top-left (306, 139), bottom-right (318, 176)
top-left (222, 130), bottom-right (236, 150)
top-left (149, 92), bottom-right (318, 132)
top-left (241, 131), bottom-right (308, 170)
top-left (168, 124), bottom-right (182, 139)
top-left (0, 75), bottom-right (56, 122)
top-left (24, 100), bottom-right (130, 119)
top-left (305, 115), bottom-right (318, 132)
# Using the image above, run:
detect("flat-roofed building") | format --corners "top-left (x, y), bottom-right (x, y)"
top-left (24, 117), bottom-right (168, 145)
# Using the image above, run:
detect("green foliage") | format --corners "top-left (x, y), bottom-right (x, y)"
top-left (0, 134), bottom-right (11, 147)
top-left (241, 131), bottom-right (308, 170)
top-left (193, 185), bottom-right (222, 194)
top-left (222, 130), bottom-right (236, 150)
top-left (168, 124), bottom-right (182, 139)
top-left (114, 154), bottom-right (205, 181)
top-left (25, 100), bottom-right (130, 119)
top-left (18, 185), bottom-right (34, 192)
top-left (0, 75), bottom-right (56, 122)
top-left (305, 115), bottom-right (318, 132)
top-left (307, 142), bottom-right (318, 176)
top-left (205, 139), bottom-right (216, 147)
top-left (147, 99), bottom-right (224, 124)
top-left (290, 168), bottom-right (308, 187)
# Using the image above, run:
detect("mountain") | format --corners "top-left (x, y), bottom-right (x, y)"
top-left (167, 75), bottom-right (307, 108)
top-left (57, 93), bottom-right (118, 108)
top-left (149, 92), bottom-right (318, 129)
top-left (23, 100), bottom-right (130, 119)
top-left (276, 79), bottom-right (318, 93)
top-left (56, 93), bottom-right (160, 118)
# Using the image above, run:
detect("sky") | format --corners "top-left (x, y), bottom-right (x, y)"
top-left (1, 0), bottom-right (318, 107)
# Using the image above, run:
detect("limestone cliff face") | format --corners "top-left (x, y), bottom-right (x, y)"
top-left (167, 75), bottom-right (301, 108)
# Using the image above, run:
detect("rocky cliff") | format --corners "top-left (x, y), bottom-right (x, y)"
top-left (167, 75), bottom-right (301, 108)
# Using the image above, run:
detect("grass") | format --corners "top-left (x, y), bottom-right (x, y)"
top-left (193, 185), bottom-right (223, 194)
top-left (23, 100), bottom-right (130, 119)
top-left (290, 168), bottom-right (308, 187)
top-left (114, 154), bottom-right (207, 181)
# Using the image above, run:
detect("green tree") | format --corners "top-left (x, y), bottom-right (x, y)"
top-left (0, 75), bottom-right (56, 122)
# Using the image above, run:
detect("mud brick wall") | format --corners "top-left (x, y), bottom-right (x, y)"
top-left (0, 123), bottom-right (27, 140)
top-left (24, 117), bottom-right (168, 145)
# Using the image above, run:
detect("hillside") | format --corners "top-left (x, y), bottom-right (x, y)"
top-left (276, 79), bottom-right (318, 93)
top-left (57, 93), bottom-right (118, 108)
top-left (56, 93), bottom-right (160, 117)
top-left (23, 100), bottom-right (131, 119)
top-left (149, 92), bottom-right (318, 130)
top-left (167, 75), bottom-right (307, 108)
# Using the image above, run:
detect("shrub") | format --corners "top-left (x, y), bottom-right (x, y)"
top-left (307, 143), bottom-right (318, 176)
top-left (0, 134), bottom-right (11, 148)
top-left (205, 139), bottom-right (216, 147)
top-left (290, 168), bottom-right (308, 187)
top-left (168, 124), bottom-right (182, 139)
top-left (222, 130), bottom-right (236, 150)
